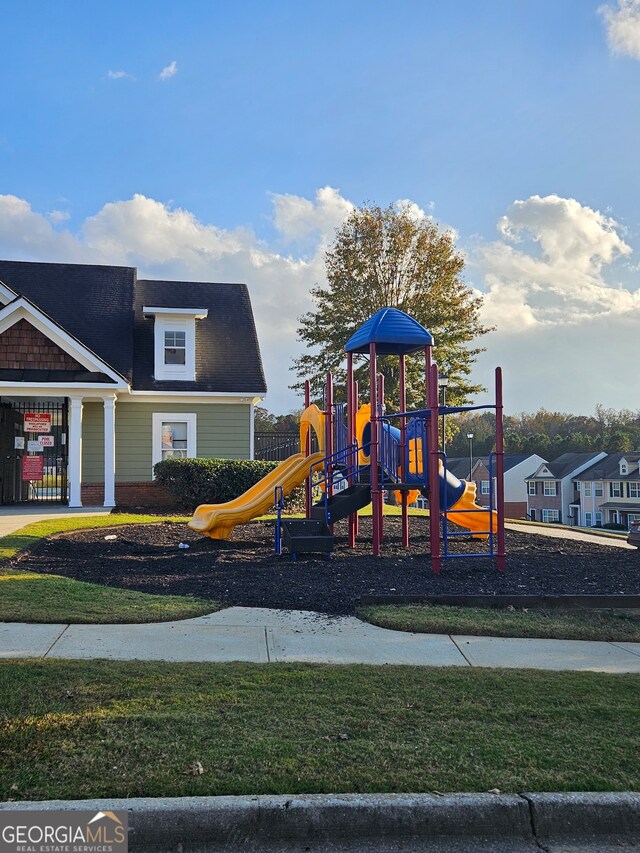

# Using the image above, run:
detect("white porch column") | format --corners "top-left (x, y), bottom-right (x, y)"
top-left (103, 395), bottom-right (116, 507)
top-left (249, 401), bottom-right (255, 460)
top-left (68, 396), bottom-right (83, 508)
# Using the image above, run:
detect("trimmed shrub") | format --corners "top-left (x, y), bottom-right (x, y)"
top-left (154, 458), bottom-right (306, 513)
top-left (602, 522), bottom-right (626, 531)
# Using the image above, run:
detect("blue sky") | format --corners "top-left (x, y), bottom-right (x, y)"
top-left (1, 0), bottom-right (639, 414)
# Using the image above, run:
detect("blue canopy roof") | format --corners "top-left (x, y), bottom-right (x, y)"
top-left (344, 307), bottom-right (434, 355)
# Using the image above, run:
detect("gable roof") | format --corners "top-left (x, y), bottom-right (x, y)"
top-left (0, 260), bottom-right (135, 381)
top-left (472, 454), bottom-right (545, 474)
top-left (0, 260), bottom-right (267, 395)
top-left (527, 452), bottom-right (604, 480)
top-left (573, 452), bottom-right (640, 481)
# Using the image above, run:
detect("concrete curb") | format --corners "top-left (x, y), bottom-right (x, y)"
top-left (3, 792), bottom-right (640, 851)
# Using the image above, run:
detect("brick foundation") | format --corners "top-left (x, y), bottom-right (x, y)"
top-left (81, 481), bottom-right (179, 509)
top-left (505, 501), bottom-right (527, 519)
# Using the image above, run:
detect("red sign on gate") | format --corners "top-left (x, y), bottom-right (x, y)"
top-left (22, 455), bottom-right (44, 482)
top-left (24, 412), bottom-right (52, 433)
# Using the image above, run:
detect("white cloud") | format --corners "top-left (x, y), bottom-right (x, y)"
top-left (0, 195), bottom-right (89, 263)
top-left (3, 188), bottom-right (639, 416)
top-left (478, 194), bottom-right (636, 330)
top-left (159, 61), bottom-right (177, 80)
top-left (472, 194), bottom-right (640, 414)
top-left (599, 0), bottom-right (640, 60)
top-left (107, 69), bottom-right (134, 80)
top-left (47, 210), bottom-right (71, 224)
top-left (271, 187), bottom-right (354, 243)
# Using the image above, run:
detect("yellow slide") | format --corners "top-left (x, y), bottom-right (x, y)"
top-left (188, 450), bottom-right (325, 540)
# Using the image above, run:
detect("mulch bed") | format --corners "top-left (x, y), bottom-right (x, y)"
top-left (11, 518), bottom-right (640, 615)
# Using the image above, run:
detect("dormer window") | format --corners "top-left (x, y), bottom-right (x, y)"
top-left (143, 306), bottom-right (208, 381)
top-left (621, 460), bottom-right (629, 475)
top-left (164, 330), bottom-right (186, 365)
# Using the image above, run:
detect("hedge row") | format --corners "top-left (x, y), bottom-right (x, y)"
top-left (153, 458), bottom-right (306, 513)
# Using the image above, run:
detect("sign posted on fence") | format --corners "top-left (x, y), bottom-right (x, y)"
top-left (22, 455), bottom-right (44, 481)
top-left (24, 412), bottom-right (52, 433)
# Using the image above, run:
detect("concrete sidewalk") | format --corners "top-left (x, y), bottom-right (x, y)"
top-left (0, 505), bottom-right (110, 537)
top-left (505, 520), bottom-right (636, 548)
top-left (3, 606), bottom-right (640, 671)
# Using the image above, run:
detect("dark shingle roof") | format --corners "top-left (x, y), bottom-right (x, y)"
top-left (0, 261), bottom-right (267, 394)
top-left (528, 452), bottom-right (603, 480)
top-left (134, 280), bottom-right (266, 393)
top-left (573, 452), bottom-right (640, 481)
top-left (0, 368), bottom-right (116, 383)
top-left (474, 454), bottom-right (544, 473)
top-left (0, 259), bottom-right (135, 381)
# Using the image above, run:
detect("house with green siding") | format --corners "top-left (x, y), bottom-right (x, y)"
top-left (0, 260), bottom-right (266, 507)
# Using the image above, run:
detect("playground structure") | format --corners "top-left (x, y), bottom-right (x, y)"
top-left (189, 307), bottom-right (505, 572)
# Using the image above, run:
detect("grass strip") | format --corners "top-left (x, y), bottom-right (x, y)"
top-left (0, 514), bottom-right (220, 624)
top-left (1, 659), bottom-right (638, 800)
top-left (358, 603), bottom-right (640, 642)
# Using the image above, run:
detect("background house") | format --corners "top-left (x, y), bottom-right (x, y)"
top-left (0, 259), bottom-right (266, 508)
top-left (572, 452), bottom-right (640, 529)
top-left (525, 451), bottom-right (607, 524)
top-left (469, 454), bottom-right (548, 517)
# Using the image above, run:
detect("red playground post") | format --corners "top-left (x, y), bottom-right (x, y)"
top-left (428, 363), bottom-right (441, 574)
top-left (495, 367), bottom-right (506, 571)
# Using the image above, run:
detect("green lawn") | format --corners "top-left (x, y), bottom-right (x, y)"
top-left (0, 514), bottom-right (221, 624)
top-left (1, 659), bottom-right (638, 801)
top-left (358, 603), bottom-right (640, 643)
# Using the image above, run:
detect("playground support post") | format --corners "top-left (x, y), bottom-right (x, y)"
top-left (399, 353), bottom-right (409, 548)
top-left (428, 362), bottom-right (441, 574)
top-left (304, 380), bottom-right (311, 518)
top-left (495, 367), bottom-right (506, 571)
top-left (369, 343), bottom-right (382, 557)
top-left (347, 352), bottom-right (357, 548)
top-left (353, 379), bottom-right (360, 538)
top-left (325, 372), bottom-right (334, 530)
top-left (377, 372), bottom-right (385, 545)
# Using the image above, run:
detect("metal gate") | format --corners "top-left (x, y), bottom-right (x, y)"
top-left (0, 398), bottom-right (68, 504)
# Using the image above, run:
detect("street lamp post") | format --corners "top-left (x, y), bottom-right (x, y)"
top-left (439, 374), bottom-right (448, 452)
top-left (467, 432), bottom-right (474, 481)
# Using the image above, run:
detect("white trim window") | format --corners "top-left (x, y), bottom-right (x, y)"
top-left (594, 511), bottom-right (603, 527)
top-left (527, 481), bottom-right (536, 495)
top-left (480, 480), bottom-right (490, 495)
top-left (542, 509), bottom-right (560, 523)
top-left (543, 481), bottom-right (557, 496)
top-left (583, 482), bottom-right (592, 497)
top-left (584, 511), bottom-right (592, 527)
top-left (164, 329), bottom-right (186, 365)
top-left (143, 307), bottom-right (208, 382)
top-left (152, 412), bottom-right (197, 472)
top-left (154, 317), bottom-right (195, 381)
top-left (610, 481), bottom-right (623, 498)
top-left (629, 482), bottom-right (640, 499)
top-left (594, 481), bottom-right (603, 497)
top-left (621, 461), bottom-right (629, 475)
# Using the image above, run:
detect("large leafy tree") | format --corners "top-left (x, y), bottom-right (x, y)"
top-left (292, 203), bottom-right (492, 409)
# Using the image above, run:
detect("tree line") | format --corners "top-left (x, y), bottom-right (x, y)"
top-left (445, 405), bottom-right (640, 458)
top-left (255, 404), bottom-right (640, 458)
